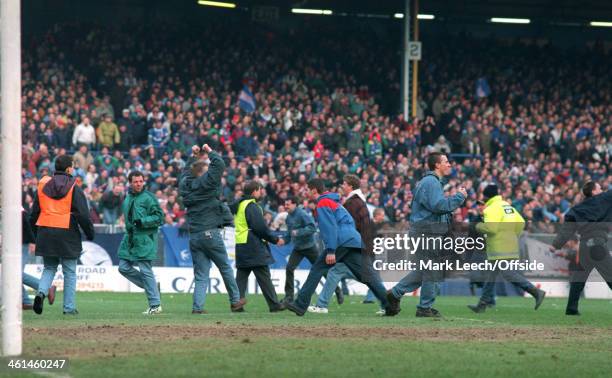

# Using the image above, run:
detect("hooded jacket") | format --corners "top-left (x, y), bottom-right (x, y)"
top-left (314, 192), bottom-right (362, 255)
top-left (30, 172), bottom-right (95, 258)
top-left (118, 189), bottom-right (164, 261)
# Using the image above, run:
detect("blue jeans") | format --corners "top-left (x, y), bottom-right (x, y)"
top-left (38, 257), bottom-right (77, 312)
top-left (189, 229), bottom-right (240, 311)
top-left (295, 247), bottom-right (389, 311)
top-left (364, 289), bottom-right (376, 302)
top-left (480, 266), bottom-right (535, 304)
top-left (316, 263), bottom-right (353, 308)
top-left (22, 245), bottom-right (40, 305)
top-left (119, 259), bottom-right (160, 307)
top-left (102, 208), bottom-right (120, 225)
top-left (391, 270), bottom-right (438, 309)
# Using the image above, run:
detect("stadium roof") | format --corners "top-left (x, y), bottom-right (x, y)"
top-left (237, 0), bottom-right (612, 24)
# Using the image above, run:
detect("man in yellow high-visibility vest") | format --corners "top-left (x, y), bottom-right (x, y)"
top-left (468, 184), bottom-right (546, 313)
top-left (232, 181), bottom-right (286, 312)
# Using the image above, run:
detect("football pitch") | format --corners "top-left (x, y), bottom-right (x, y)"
top-left (4, 292), bottom-right (611, 377)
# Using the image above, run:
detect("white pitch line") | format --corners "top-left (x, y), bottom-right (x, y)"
top-left (32, 370), bottom-right (71, 378)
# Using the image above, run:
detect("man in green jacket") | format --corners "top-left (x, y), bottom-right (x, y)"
top-left (118, 171), bottom-right (164, 314)
top-left (97, 114), bottom-right (120, 148)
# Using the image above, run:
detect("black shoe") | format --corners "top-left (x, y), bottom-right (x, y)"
top-left (285, 301), bottom-right (306, 316)
top-left (385, 290), bottom-right (401, 315)
top-left (192, 309), bottom-right (208, 314)
top-left (270, 303), bottom-right (286, 312)
top-left (362, 300), bottom-right (375, 304)
top-left (467, 302), bottom-right (487, 314)
top-left (535, 289), bottom-right (546, 310)
top-left (416, 307), bottom-right (442, 318)
top-left (33, 293), bottom-right (45, 315)
top-left (63, 309), bottom-right (79, 315)
top-left (565, 309), bottom-right (580, 316)
top-left (335, 286), bottom-right (344, 305)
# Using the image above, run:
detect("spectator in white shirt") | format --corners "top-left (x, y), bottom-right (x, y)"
top-left (72, 116), bottom-right (96, 148)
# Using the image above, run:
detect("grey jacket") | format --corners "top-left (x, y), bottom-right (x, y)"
top-left (179, 152), bottom-right (233, 233)
top-left (285, 207), bottom-right (317, 251)
top-left (410, 171), bottom-right (465, 234)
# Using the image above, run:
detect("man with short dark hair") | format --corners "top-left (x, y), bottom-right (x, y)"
top-left (30, 154), bottom-right (95, 315)
top-left (232, 180), bottom-right (285, 312)
top-left (551, 181), bottom-right (612, 315)
top-left (179, 144), bottom-right (244, 314)
top-left (281, 196), bottom-right (343, 304)
top-left (309, 174), bottom-right (377, 313)
top-left (99, 184), bottom-right (124, 225)
top-left (118, 171), bottom-right (165, 314)
top-left (467, 184), bottom-right (546, 313)
top-left (285, 178), bottom-right (396, 316)
top-left (386, 153), bottom-right (467, 317)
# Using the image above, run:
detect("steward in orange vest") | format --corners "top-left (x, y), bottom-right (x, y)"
top-left (30, 156), bottom-right (95, 259)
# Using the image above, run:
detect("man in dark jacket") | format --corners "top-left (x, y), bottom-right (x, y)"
top-left (52, 122), bottom-right (72, 150)
top-left (179, 144), bottom-right (244, 314)
top-left (117, 171), bottom-right (164, 315)
top-left (99, 184), bottom-right (124, 225)
top-left (231, 180), bottom-right (285, 312)
top-left (551, 181), bottom-right (612, 315)
top-left (30, 155), bottom-right (95, 315)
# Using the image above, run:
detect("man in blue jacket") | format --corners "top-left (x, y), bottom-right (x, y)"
top-left (286, 179), bottom-right (396, 316)
top-left (386, 152), bottom-right (467, 317)
top-left (281, 196), bottom-right (343, 304)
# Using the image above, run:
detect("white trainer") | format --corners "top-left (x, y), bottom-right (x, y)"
top-left (143, 305), bottom-right (162, 315)
top-left (307, 305), bottom-right (328, 314)
top-left (376, 309), bottom-right (386, 315)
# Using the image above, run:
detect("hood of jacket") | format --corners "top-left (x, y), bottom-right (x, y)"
top-left (318, 191), bottom-right (342, 205)
top-left (43, 172), bottom-right (76, 200)
top-left (347, 188), bottom-right (366, 203)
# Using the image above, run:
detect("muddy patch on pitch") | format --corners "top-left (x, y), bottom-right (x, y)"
top-left (24, 324), bottom-right (606, 358)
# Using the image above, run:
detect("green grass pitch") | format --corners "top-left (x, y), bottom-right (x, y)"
top-left (3, 292), bottom-right (611, 377)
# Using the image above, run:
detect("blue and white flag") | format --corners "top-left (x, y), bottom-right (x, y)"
top-left (239, 85), bottom-right (256, 113)
top-left (475, 77), bottom-right (491, 98)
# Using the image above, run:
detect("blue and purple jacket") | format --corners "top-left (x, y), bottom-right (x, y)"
top-left (314, 192), bottom-right (362, 255)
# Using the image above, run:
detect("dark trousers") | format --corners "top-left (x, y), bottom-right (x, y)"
top-left (284, 246), bottom-right (319, 299)
top-left (236, 266), bottom-right (282, 311)
top-left (566, 269), bottom-right (612, 313)
top-left (565, 244), bottom-right (612, 312)
top-left (294, 247), bottom-right (389, 311)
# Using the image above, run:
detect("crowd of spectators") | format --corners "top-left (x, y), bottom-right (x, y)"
top-left (20, 20), bottom-right (611, 234)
